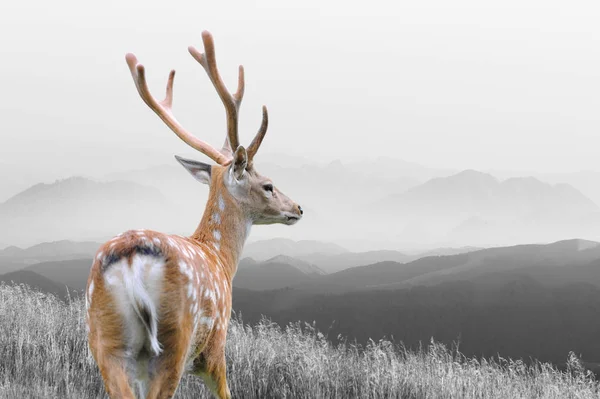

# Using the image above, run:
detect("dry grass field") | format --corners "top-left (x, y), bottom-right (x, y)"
top-left (0, 283), bottom-right (598, 399)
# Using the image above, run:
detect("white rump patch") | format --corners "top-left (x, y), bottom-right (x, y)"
top-left (103, 255), bottom-right (165, 356)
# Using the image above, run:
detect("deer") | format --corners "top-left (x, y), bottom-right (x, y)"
top-left (85, 31), bottom-right (303, 399)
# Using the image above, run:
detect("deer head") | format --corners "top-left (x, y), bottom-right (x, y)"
top-left (125, 31), bottom-right (303, 228)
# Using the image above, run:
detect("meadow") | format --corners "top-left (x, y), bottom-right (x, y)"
top-left (0, 283), bottom-right (598, 399)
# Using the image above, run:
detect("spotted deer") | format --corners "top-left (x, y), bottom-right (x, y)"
top-left (85, 31), bottom-right (303, 399)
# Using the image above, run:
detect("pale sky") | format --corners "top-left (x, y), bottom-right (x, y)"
top-left (1, 0), bottom-right (600, 179)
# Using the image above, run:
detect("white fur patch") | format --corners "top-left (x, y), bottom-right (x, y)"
top-left (87, 281), bottom-right (95, 307)
top-left (200, 316), bottom-right (214, 327)
top-left (218, 195), bottom-right (225, 211)
top-left (179, 261), bottom-right (194, 280)
top-left (212, 212), bottom-right (221, 224)
top-left (103, 255), bottom-right (165, 356)
top-left (213, 230), bottom-right (221, 241)
top-left (246, 220), bottom-right (253, 239)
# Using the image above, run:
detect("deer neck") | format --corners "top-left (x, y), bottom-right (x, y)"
top-left (191, 173), bottom-right (251, 280)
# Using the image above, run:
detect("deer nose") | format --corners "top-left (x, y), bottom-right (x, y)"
top-left (298, 205), bottom-right (303, 215)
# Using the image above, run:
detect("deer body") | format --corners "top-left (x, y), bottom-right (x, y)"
top-left (86, 32), bottom-right (302, 399)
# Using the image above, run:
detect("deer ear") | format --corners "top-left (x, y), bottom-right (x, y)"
top-left (231, 146), bottom-right (247, 181)
top-left (175, 155), bottom-right (212, 185)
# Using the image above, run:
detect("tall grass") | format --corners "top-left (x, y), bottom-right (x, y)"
top-left (0, 282), bottom-right (598, 398)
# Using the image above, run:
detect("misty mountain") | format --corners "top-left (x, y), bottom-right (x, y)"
top-left (386, 170), bottom-right (597, 219)
top-left (234, 256), bottom-right (324, 291)
top-left (242, 238), bottom-right (348, 261)
top-left (372, 170), bottom-right (600, 246)
top-left (492, 169), bottom-right (600, 210)
top-left (0, 177), bottom-right (174, 247)
top-left (0, 240), bottom-right (100, 260)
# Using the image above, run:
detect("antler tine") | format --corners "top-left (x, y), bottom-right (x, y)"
top-left (247, 105), bottom-right (269, 162)
top-left (125, 53), bottom-right (231, 166)
top-left (188, 31), bottom-right (244, 152)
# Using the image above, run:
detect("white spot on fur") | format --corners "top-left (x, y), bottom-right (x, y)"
top-left (179, 261), bottom-right (188, 274)
top-left (200, 316), bottom-right (214, 327)
top-left (88, 281), bottom-right (95, 303)
top-left (213, 242), bottom-right (220, 251)
top-left (212, 213), bottom-right (221, 224)
top-left (213, 230), bottom-right (221, 241)
top-left (153, 237), bottom-right (161, 245)
top-left (218, 195), bottom-right (225, 211)
top-left (187, 283), bottom-right (194, 299)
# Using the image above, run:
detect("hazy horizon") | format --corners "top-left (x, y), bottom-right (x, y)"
top-left (2, 0), bottom-right (600, 179)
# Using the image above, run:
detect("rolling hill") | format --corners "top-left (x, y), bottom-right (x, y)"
top-left (0, 270), bottom-right (74, 300)
top-left (234, 256), bottom-right (324, 291)
top-left (23, 258), bottom-right (92, 292)
top-left (242, 238), bottom-right (348, 261)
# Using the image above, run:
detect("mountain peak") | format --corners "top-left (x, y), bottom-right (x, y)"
top-left (265, 255), bottom-right (326, 275)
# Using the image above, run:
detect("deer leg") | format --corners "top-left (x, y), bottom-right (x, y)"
top-left (146, 315), bottom-right (194, 398)
top-left (94, 354), bottom-right (136, 399)
top-left (145, 346), bottom-right (189, 399)
top-left (191, 352), bottom-right (231, 399)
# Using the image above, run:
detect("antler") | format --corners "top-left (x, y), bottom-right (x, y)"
top-left (125, 53), bottom-right (231, 165)
top-left (126, 31), bottom-right (270, 166)
top-left (189, 31), bottom-right (269, 162)
top-left (188, 31), bottom-right (244, 154)
top-left (247, 105), bottom-right (268, 162)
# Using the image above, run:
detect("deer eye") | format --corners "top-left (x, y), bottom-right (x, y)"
top-left (263, 183), bottom-right (274, 193)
